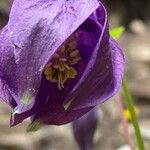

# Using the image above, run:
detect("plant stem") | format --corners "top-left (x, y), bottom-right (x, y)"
top-left (122, 77), bottom-right (145, 150)
top-left (116, 94), bottom-right (135, 150)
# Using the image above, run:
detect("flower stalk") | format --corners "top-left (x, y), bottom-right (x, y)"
top-left (122, 77), bottom-right (145, 150)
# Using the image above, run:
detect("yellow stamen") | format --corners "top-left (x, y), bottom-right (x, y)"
top-left (66, 67), bottom-right (77, 78)
top-left (70, 56), bottom-right (81, 65)
top-left (44, 67), bottom-right (52, 75)
top-left (59, 58), bottom-right (67, 62)
top-left (44, 35), bottom-right (81, 90)
top-left (53, 65), bottom-right (59, 69)
top-left (60, 45), bottom-right (65, 53)
top-left (70, 50), bottom-right (79, 57)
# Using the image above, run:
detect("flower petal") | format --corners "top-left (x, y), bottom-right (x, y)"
top-left (0, 27), bottom-right (17, 108)
top-left (11, 7), bottom-right (103, 125)
top-left (28, 16), bottom-right (102, 125)
top-left (26, 3), bottom-right (124, 126)
top-left (1, 0), bottom-right (99, 114)
top-left (65, 4), bottom-right (125, 110)
top-left (32, 106), bottom-right (94, 125)
top-left (72, 108), bottom-right (99, 150)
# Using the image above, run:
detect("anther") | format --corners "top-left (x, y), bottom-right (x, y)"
top-left (44, 34), bottom-right (81, 90)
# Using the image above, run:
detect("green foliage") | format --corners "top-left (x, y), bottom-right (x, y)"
top-left (110, 26), bottom-right (125, 39)
top-left (122, 77), bottom-right (145, 150)
top-left (26, 122), bottom-right (41, 132)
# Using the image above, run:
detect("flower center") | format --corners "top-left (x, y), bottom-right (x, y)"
top-left (44, 35), bottom-right (81, 90)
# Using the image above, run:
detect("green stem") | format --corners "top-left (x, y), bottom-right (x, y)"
top-left (122, 77), bottom-right (145, 150)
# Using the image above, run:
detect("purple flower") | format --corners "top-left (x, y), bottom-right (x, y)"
top-left (72, 108), bottom-right (99, 150)
top-left (0, 0), bottom-right (124, 127)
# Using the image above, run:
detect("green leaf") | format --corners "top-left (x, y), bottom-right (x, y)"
top-left (110, 26), bottom-right (125, 39)
top-left (26, 122), bottom-right (41, 132)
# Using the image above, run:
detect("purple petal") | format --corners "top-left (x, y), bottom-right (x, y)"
top-left (0, 1), bottom-right (125, 127)
top-left (65, 5), bottom-right (125, 110)
top-left (29, 12), bottom-right (102, 125)
top-left (0, 27), bottom-right (17, 108)
top-left (28, 3), bottom-right (124, 125)
top-left (0, 0), bottom-right (99, 118)
top-left (32, 106), bottom-right (93, 125)
top-left (11, 4), bottom-right (103, 125)
top-left (72, 108), bottom-right (99, 150)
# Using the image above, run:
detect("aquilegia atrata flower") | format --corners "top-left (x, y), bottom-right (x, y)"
top-left (0, 0), bottom-right (124, 127)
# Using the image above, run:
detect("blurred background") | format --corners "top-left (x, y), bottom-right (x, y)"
top-left (0, 0), bottom-right (150, 150)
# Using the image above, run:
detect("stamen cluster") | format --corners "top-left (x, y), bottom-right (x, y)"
top-left (44, 35), bottom-right (81, 90)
